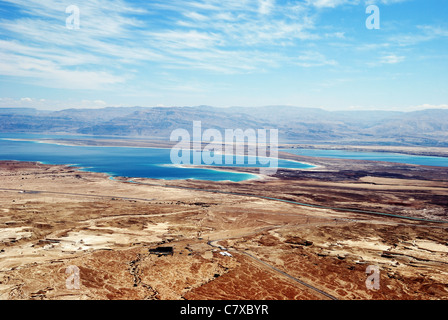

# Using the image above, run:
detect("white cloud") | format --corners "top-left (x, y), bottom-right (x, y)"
top-left (295, 51), bottom-right (338, 67)
top-left (258, 0), bottom-right (275, 14)
top-left (306, 0), bottom-right (359, 8)
top-left (0, 0), bottom-right (148, 89)
top-left (93, 100), bottom-right (107, 106)
top-left (380, 54), bottom-right (405, 64)
top-left (410, 104), bottom-right (448, 111)
top-left (2, 0), bottom-right (438, 96)
top-left (0, 97), bottom-right (116, 110)
top-left (418, 25), bottom-right (448, 38)
top-left (0, 50), bottom-right (125, 90)
top-left (365, 0), bottom-right (409, 5)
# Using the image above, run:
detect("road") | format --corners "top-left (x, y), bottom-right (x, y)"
top-left (2, 177), bottom-right (445, 300)
top-left (207, 237), bottom-right (338, 300)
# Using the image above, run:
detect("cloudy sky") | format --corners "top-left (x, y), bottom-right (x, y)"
top-left (0, 0), bottom-right (447, 110)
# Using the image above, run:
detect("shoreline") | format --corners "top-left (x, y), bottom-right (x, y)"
top-left (0, 159), bottom-right (270, 183)
top-left (0, 137), bottom-right (321, 181)
top-left (4, 136), bottom-right (447, 163)
top-left (163, 164), bottom-right (270, 182)
top-left (3, 135), bottom-right (448, 158)
top-left (281, 144), bottom-right (448, 158)
top-left (3, 135), bottom-right (448, 179)
top-left (0, 138), bottom-right (176, 150)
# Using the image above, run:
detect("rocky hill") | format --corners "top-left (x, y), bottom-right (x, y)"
top-left (0, 106), bottom-right (447, 146)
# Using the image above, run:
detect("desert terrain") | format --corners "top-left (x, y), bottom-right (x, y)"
top-left (0, 148), bottom-right (447, 300)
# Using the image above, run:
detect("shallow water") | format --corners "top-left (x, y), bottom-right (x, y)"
top-left (282, 148), bottom-right (448, 167)
top-left (0, 133), bottom-right (313, 182)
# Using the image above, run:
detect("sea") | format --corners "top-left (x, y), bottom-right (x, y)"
top-left (0, 133), bottom-right (311, 182)
top-left (282, 148), bottom-right (448, 167)
top-left (0, 133), bottom-right (446, 182)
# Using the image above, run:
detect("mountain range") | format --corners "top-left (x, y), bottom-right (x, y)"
top-left (0, 106), bottom-right (447, 146)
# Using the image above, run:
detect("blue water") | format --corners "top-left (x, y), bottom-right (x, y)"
top-left (0, 133), bottom-right (313, 182)
top-left (282, 148), bottom-right (448, 167)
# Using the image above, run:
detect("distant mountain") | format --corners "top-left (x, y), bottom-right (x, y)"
top-left (0, 108), bottom-right (49, 115)
top-left (367, 109), bottom-right (448, 136)
top-left (49, 107), bottom-right (148, 123)
top-left (0, 106), bottom-right (447, 146)
top-left (77, 107), bottom-right (266, 138)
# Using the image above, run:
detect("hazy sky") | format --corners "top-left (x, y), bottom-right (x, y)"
top-left (0, 0), bottom-right (447, 111)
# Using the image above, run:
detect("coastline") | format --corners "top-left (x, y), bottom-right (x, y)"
top-left (0, 159), bottom-right (266, 183)
top-left (5, 135), bottom-right (448, 179)
top-left (0, 138), bottom-right (176, 150)
top-left (5, 137), bottom-right (448, 158)
top-left (280, 144), bottom-right (448, 158)
top-left (0, 137), bottom-right (320, 181)
top-left (6, 136), bottom-right (446, 169)
top-left (163, 164), bottom-right (270, 182)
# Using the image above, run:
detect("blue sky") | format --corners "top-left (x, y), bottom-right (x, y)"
top-left (0, 0), bottom-right (447, 111)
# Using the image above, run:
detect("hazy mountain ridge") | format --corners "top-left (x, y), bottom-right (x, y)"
top-left (0, 106), bottom-right (447, 146)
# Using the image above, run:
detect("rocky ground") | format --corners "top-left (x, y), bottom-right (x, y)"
top-left (0, 158), bottom-right (447, 300)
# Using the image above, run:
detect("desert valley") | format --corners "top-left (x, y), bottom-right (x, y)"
top-left (0, 140), bottom-right (447, 300)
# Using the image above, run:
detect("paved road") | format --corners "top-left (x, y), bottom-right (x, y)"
top-left (207, 238), bottom-right (338, 300)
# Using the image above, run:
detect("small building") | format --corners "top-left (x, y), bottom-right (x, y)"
top-left (219, 251), bottom-right (232, 257)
